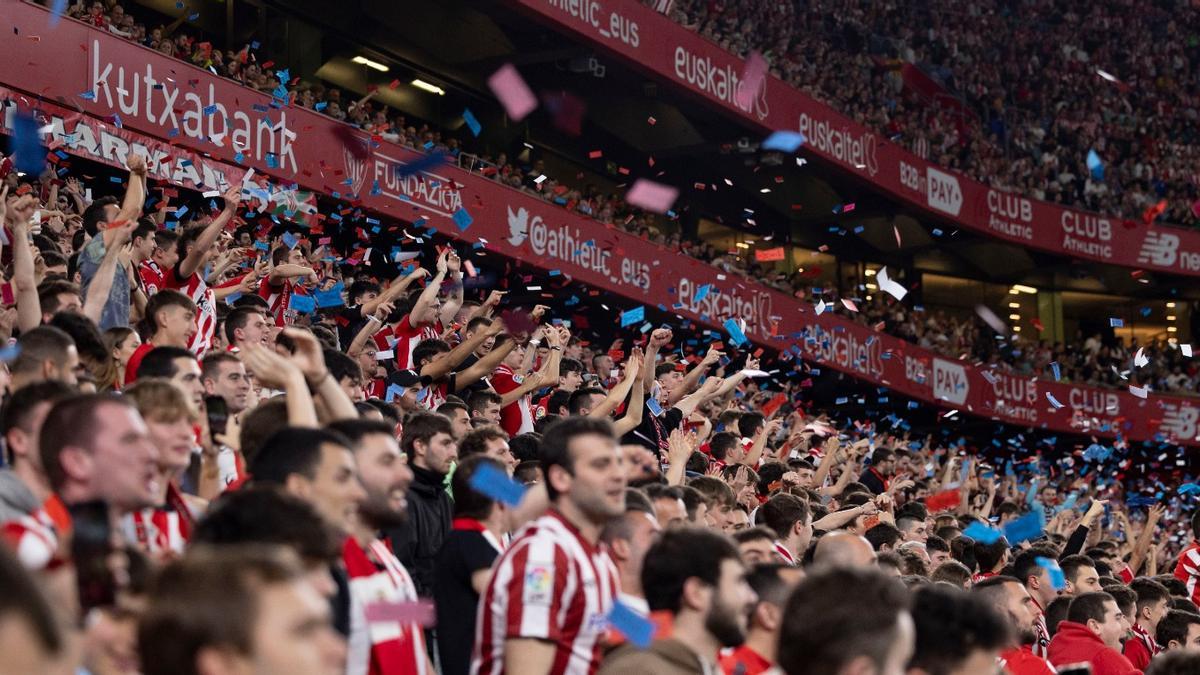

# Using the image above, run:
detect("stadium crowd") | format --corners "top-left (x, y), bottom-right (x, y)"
top-left (1, 119), bottom-right (1200, 675)
top-left (1, 3), bottom-right (1200, 675)
top-left (855, 297), bottom-right (1200, 396)
top-left (658, 0), bottom-right (1200, 229)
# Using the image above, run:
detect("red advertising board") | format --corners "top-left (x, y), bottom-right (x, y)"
top-left (512, 0), bottom-right (1200, 278)
top-left (2, 2), bottom-right (1197, 446)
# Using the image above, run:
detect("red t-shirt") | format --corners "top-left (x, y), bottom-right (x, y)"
top-left (258, 276), bottom-right (293, 326)
top-left (391, 315), bottom-right (441, 370)
top-left (719, 645), bottom-right (772, 675)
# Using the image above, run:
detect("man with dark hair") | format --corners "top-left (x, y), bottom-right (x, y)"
top-left (246, 427), bottom-right (365, 536)
top-left (974, 536), bottom-right (1010, 580)
top-left (323, 349), bottom-right (364, 403)
top-left (326, 418), bottom-right (431, 674)
top-left (139, 227), bottom-right (179, 296)
top-left (1061, 554), bottom-right (1104, 595)
top-left (0, 381), bottom-right (76, 568)
top-left (1126, 577), bottom-right (1171, 668)
top-left (1174, 510), bottom-right (1200, 608)
top-left (388, 412), bottom-right (456, 598)
top-left (567, 386), bottom-right (606, 417)
top-left (734, 527), bottom-right (782, 567)
top-left (36, 279), bottom-right (83, 324)
top-left (1156, 609), bottom-right (1200, 652)
top-left (758, 493), bottom-right (812, 565)
top-left (925, 534), bottom-right (952, 566)
top-left (858, 447), bottom-right (894, 494)
top-left (689, 476), bottom-right (736, 532)
top-left (778, 566), bottom-right (913, 675)
top-left (191, 487), bottom-right (341, 594)
top-left (438, 400), bottom-right (472, 441)
top-left (467, 389), bottom-right (503, 425)
top-left (720, 563), bottom-right (804, 675)
top-left (10, 326), bottom-right (80, 390)
top-left (865, 522), bottom-right (903, 554)
top-left (896, 512), bottom-right (929, 545)
top-left (136, 346), bottom-right (204, 408)
top-left (124, 289), bottom-right (196, 385)
top-left (1049, 591), bottom-right (1138, 674)
top-left (436, 455), bottom-right (509, 675)
top-left (644, 483), bottom-right (687, 529)
top-left (908, 584), bottom-right (1010, 674)
top-left (201, 351), bottom-right (251, 413)
top-left (458, 425), bottom-right (515, 473)
top-left (707, 431), bottom-right (739, 464)
top-left (137, 546), bottom-right (345, 675)
top-left (39, 394), bottom-right (159, 537)
top-left (1014, 545), bottom-right (1061, 657)
top-left (474, 417), bottom-right (623, 674)
top-left (600, 528), bottom-right (756, 674)
top-left (224, 305), bottom-right (271, 351)
top-left (973, 576), bottom-right (1055, 675)
top-left (601, 489), bottom-right (661, 617)
top-left (160, 185), bottom-right (241, 356)
top-left (930, 560), bottom-right (973, 589)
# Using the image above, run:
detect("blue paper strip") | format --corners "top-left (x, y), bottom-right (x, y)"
top-left (468, 462), bottom-right (527, 506)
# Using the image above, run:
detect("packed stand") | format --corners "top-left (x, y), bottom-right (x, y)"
top-left (55, 0), bottom-right (820, 297)
top-left (1, 137), bottom-right (1200, 675)
top-left (853, 294), bottom-right (1199, 396)
top-left (658, 0), bottom-right (1200, 229)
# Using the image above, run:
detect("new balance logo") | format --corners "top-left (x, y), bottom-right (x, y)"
top-left (1160, 403), bottom-right (1199, 441)
top-left (1137, 231), bottom-right (1179, 267)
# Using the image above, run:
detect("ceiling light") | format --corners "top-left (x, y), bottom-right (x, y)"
top-left (411, 79), bottom-right (445, 95)
top-left (1012, 284), bottom-right (1038, 294)
top-left (1008, 289), bottom-right (1020, 295)
top-left (352, 55), bottom-right (389, 72)
top-left (1168, 326), bottom-right (1178, 333)
top-left (1167, 302), bottom-right (1177, 308)
top-left (864, 269), bottom-right (876, 276)
top-left (1008, 302), bottom-right (1020, 309)
top-left (1168, 315), bottom-right (1177, 321)
top-left (1008, 314), bottom-right (1021, 321)
top-left (1012, 326), bottom-right (1021, 332)
top-left (866, 283), bottom-right (877, 290)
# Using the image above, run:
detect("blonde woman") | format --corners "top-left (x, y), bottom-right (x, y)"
top-left (103, 326), bottom-right (140, 390)
top-left (120, 378), bottom-right (207, 559)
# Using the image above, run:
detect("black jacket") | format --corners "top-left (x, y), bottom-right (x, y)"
top-left (387, 464), bottom-right (452, 598)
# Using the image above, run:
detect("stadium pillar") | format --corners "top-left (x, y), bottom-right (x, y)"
top-left (1036, 290), bottom-right (1064, 343)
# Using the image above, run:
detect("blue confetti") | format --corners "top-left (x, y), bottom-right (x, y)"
top-left (1037, 557), bottom-right (1066, 590)
top-left (724, 318), bottom-right (748, 347)
top-left (468, 462), bottom-right (526, 506)
top-left (289, 293), bottom-right (316, 314)
top-left (761, 130), bottom-right (807, 153)
top-left (693, 284), bottom-right (711, 303)
top-left (1109, 318), bottom-right (1124, 328)
top-left (607, 601), bottom-right (653, 648)
top-left (9, 111), bottom-right (46, 176)
top-left (394, 151), bottom-right (447, 178)
top-left (462, 108), bottom-right (482, 137)
top-left (1002, 512), bottom-right (1043, 545)
top-left (452, 208), bottom-right (473, 232)
top-left (621, 306), bottom-right (645, 327)
top-left (963, 521), bottom-right (1002, 544)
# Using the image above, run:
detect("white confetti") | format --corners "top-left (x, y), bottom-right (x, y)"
top-left (877, 267), bottom-right (908, 301)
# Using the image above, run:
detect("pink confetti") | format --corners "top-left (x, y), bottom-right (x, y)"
top-left (893, 225), bottom-right (902, 248)
top-left (625, 179), bottom-right (679, 214)
top-left (736, 51), bottom-right (768, 109)
top-left (841, 298), bottom-right (858, 312)
top-left (363, 600), bottom-right (436, 626)
top-left (487, 64), bottom-right (537, 122)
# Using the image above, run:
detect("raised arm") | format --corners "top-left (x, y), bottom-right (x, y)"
top-left (82, 222), bottom-right (135, 324)
top-left (179, 184), bottom-right (240, 279)
top-left (671, 375), bottom-right (724, 419)
top-left (103, 155), bottom-right (146, 248)
top-left (360, 267), bottom-right (424, 317)
top-left (437, 251), bottom-right (465, 327)
top-left (740, 419), bottom-right (783, 468)
top-left (406, 251), bottom-right (447, 327)
top-left (589, 348), bottom-right (642, 420)
top-left (240, 344), bottom-right (318, 428)
top-left (7, 190), bottom-right (42, 332)
top-left (667, 345), bottom-right (721, 406)
top-left (611, 361), bottom-right (645, 438)
top-left (421, 318), bottom-right (503, 383)
top-left (642, 328), bottom-right (672, 394)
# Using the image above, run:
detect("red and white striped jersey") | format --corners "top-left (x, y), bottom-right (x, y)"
top-left (139, 259), bottom-right (164, 296)
top-left (162, 266), bottom-right (216, 357)
top-left (1, 508), bottom-right (58, 570)
top-left (472, 509), bottom-right (618, 675)
top-left (1175, 541), bottom-right (1200, 608)
top-left (258, 277), bottom-right (293, 327)
top-left (123, 508), bottom-right (189, 557)
top-left (344, 537), bottom-right (429, 675)
top-left (773, 540), bottom-right (796, 565)
top-left (392, 315), bottom-right (441, 371)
